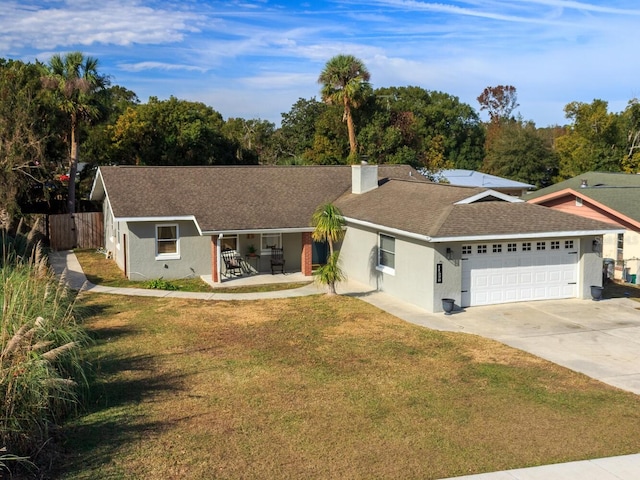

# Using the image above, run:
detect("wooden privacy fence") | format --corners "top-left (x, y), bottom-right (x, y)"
top-left (49, 212), bottom-right (103, 251)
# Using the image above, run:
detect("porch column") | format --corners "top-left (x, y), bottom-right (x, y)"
top-left (301, 232), bottom-right (313, 276)
top-left (211, 236), bottom-right (219, 283)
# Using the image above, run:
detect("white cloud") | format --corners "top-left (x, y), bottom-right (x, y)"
top-left (0, 1), bottom-right (202, 50)
top-left (119, 61), bottom-right (207, 73)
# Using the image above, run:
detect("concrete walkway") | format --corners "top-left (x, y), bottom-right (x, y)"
top-left (49, 250), bottom-right (640, 480)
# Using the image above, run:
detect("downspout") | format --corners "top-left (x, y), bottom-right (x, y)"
top-left (217, 234), bottom-right (222, 283)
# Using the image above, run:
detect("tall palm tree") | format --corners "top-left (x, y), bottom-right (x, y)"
top-left (41, 52), bottom-right (108, 213)
top-left (318, 54), bottom-right (371, 162)
top-left (311, 202), bottom-right (346, 295)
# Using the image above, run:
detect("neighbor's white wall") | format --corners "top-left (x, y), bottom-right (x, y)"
top-left (599, 231), bottom-right (640, 281)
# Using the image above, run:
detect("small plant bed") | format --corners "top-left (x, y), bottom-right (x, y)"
top-left (55, 294), bottom-right (640, 479)
top-left (74, 250), bottom-right (309, 293)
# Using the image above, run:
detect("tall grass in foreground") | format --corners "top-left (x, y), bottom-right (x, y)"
top-left (1, 230), bottom-right (88, 474)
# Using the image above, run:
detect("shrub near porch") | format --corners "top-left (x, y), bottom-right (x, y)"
top-left (59, 294), bottom-right (640, 479)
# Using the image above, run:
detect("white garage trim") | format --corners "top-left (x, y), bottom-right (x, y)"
top-left (432, 229), bottom-right (621, 243)
top-left (461, 239), bottom-right (579, 307)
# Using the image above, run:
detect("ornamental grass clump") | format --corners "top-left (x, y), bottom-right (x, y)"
top-left (1, 232), bottom-right (88, 471)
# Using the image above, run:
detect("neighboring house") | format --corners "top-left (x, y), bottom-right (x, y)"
top-left (438, 169), bottom-right (535, 196)
top-left (90, 164), bottom-right (620, 312)
top-left (525, 172), bottom-right (640, 283)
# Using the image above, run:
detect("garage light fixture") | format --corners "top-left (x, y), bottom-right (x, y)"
top-left (592, 238), bottom-right (601, 253)
top-left (446, 248), bottom-right (453, 260)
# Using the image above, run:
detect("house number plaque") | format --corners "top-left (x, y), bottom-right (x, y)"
top-left (436, 263), bottom-right (443, 284)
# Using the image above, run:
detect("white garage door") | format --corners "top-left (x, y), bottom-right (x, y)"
top-left (461, 239), bottom-right (578, 307)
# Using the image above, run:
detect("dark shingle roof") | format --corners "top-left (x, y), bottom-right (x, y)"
top-left (435, 202), bottom-right (619, 239)
top-left (93, 166), bottom-right (619, 238)
top-left (525, 172), bottom-right (640, 222)
top-left (336, 179), bottom-right (620, 239)
top-left (94, 165), bottom-right (423, 232)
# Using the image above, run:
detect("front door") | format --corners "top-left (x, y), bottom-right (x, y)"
top-left (312, 241), bottom-right (329, 265)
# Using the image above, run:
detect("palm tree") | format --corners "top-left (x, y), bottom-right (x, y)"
top-left (318, 54), bottom-right (371, 162)
top-left (41, 52), bottom-right (108, 213)
top-left (311, 202), bottom-right (346, 295)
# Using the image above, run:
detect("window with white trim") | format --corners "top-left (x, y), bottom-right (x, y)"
top-left (221, 235), bottom-right (238, 253)
top-left (462, 245), bottom-right (472, 255)
top-left (617, 233), bottom-right (624, 262)
top-left (261, 233), bottom-right (281, 253)
top-left (492, 244), bottom-right (502, 253)
top-left (378, 233), bottom-right (395, 271)
top-left (550, 241), bottom-right (560, 250)
top-left (156, 224), bottom-right (179, 259)
top-left (522, 242), bottom-right (531, 251)
top-left (536, 241), bottom-right (546, 250)
top-left (507, 243), bottom-right (517, 252)
top-left (477, 245), bottom-right (487, 254)
top-left (564, 240), bottom-right (574, 249)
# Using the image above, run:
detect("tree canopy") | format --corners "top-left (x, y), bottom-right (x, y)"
top-left (318, 54), bottom-right (371, 161)
top-left (3, 52), bottom-right (640, 222)
top-left (41, 51), bottom-right (110, 213)
top-left (110, 96), bottom-right (244, 166)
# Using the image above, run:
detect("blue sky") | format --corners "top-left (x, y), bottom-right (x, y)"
top-left (1, 0), bottom-right (639, 127)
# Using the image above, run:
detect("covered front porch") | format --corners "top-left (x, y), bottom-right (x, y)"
top-left (209, 231), bottom-right (329, 283)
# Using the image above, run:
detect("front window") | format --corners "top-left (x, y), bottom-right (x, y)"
top-left (378, 234), bottom-right (395, 272)
top-left (261, 233), bottom-right (281, 253)
top-left (156, 224), bottom-right (179, 259)
top-left (221, 235), bottom-right (238, 252)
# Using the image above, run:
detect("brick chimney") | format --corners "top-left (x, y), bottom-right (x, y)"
top-left (352, 162), bottom-right (378, 194)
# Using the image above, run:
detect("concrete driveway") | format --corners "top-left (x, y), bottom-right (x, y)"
top-left (357, 292), bottom-right (640, 395)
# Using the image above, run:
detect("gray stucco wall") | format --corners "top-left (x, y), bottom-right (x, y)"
top-left (103, 198), bottom-right (130, 276)
top-left (341, 228), bottom-right (604, 312)
top-left (126, 220), bottom-right (211, 281)
top-left (430, 244), bottom-right (463, 312)
top-left (580, 235), bottom-right (604, 298)
top-left (340, 224), bottom-right (439, 312)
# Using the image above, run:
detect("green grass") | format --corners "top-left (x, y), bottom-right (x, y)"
top-left (74, 249), bottom-right (311, 293)
top-left (55, 293), bottom-right (640, 479)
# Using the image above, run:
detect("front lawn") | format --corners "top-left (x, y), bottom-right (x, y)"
top-left (57, 294), bottom-right (640, 479)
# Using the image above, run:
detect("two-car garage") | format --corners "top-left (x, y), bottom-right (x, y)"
top-left (460, 239), bottom-right (579, 307)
